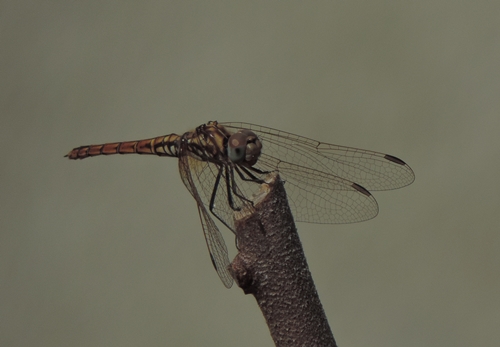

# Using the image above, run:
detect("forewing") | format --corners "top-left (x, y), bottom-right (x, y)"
top-left (221, 122), bottom-right (415, 191)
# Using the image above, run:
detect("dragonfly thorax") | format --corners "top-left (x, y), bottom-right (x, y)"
top-left (227, 129), bottom-right (262, 167)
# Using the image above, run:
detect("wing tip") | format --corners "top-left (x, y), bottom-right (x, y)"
top-left (351, 182), bottom-right (372, 197)
top-left (384, 154), bottom-right (406, 166)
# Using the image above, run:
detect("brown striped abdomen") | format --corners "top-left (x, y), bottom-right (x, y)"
top-left (65, 134), bottom-right (181, 160)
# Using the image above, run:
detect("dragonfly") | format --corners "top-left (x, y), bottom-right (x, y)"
top-left (66, 121), bottom-right (414, 288)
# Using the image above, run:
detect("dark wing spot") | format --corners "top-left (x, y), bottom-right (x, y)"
top-left (384, 154), bottom-right (406, 166)
top-left (351, 182), bottom-right (372, 197)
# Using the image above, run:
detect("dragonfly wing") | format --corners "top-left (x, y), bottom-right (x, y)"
top-left (221, 122), bottom-right (415, 191)
top-left (260, 158), bottom-right (379, 223)
top-left (196, 202), bottom-right (233, 288)
top-left (178, 154), bottom-right (233, 288)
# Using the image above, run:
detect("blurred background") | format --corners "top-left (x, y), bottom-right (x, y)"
top-left (2, 1), bottom-right (499, 346)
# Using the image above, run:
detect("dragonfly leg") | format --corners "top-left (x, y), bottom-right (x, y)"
top-left (208, 165), bottom-right (226, 210)
top-left (227, 165), bottom-right (252, 209)
top-left (227, 166), bottom-right (257, 206)
top-left (234, 165), bottom-right (267, 183)
top-left (207, 164), bottom-right (245, 213)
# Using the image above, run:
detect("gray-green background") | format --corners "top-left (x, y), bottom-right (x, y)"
top-left (2, 1), bottom-right (499, 346)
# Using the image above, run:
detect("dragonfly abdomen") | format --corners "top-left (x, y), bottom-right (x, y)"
top-left (65, 134), bottom-right (181, 160)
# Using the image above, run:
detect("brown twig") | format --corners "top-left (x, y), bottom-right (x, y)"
top-left (230, 172), bottom-right (337, 347)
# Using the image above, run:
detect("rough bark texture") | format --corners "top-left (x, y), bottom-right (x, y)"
top-left (230, 173), bottom-right (337, 347)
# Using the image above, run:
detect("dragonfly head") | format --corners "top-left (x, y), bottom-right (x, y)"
top-left (227, 129), bottom-right (262, 167)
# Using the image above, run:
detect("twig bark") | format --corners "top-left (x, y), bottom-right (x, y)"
top-left (230, 172), bottom-right (337, 347)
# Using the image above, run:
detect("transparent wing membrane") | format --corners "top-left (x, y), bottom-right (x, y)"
top-left (67, 121), bottom-right (414, 287)
top-left (221, 122), bottom-right (414, 191)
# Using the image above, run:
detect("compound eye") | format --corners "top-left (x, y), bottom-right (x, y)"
top-left (244, 138), bottom-right (262, 166)
top-left (227, 132), bottom-right (247, 163)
